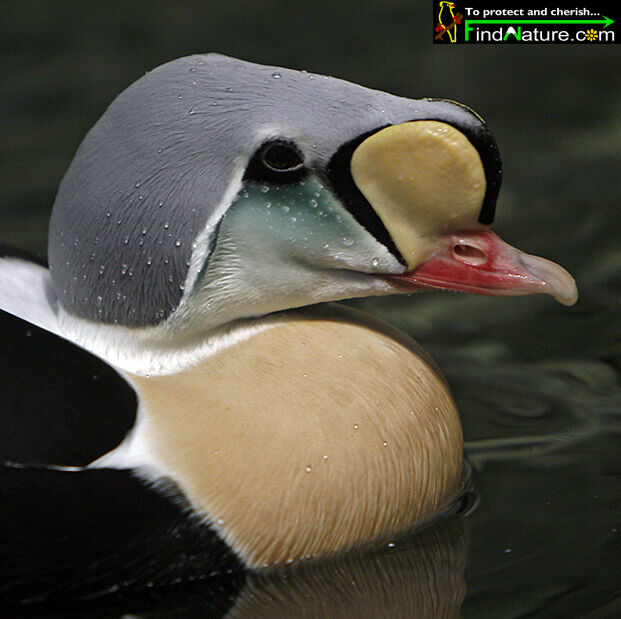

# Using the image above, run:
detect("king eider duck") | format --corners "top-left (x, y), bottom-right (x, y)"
top-left (0, 54), bottom-right (577, 603)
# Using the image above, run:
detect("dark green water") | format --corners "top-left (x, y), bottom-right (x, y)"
top-left (1, 2), bottom-right (619, 616)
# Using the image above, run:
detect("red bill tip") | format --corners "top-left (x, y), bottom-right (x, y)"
top-left (391, 230), bottom-right (578, 306)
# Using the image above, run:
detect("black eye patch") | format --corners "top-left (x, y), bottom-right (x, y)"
top-left (244, 140), bottom-right (307, 185)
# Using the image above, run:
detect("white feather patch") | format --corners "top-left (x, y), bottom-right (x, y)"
top-left (0, 258), bottom-right (62, 337)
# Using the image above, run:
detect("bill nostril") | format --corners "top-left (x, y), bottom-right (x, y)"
top-left (453, 243), bottom-right (487, 266)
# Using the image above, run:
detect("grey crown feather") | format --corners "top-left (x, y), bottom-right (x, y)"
top-left (48, 53), bottom-right (487, 327)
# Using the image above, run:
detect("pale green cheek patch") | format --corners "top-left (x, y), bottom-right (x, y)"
top-left (351, 121), bottom-right (487, 269)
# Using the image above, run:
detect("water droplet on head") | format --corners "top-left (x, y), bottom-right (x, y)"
top-left (175, 239), bottom-right (181, 247)
top-left (141, 228), bottom-right (147, 235)
top-left (304, 465), bottom-right (312, 473)
top-left (189, 67), bottom-right (196, 73)
top-left (134, 181), bottom-right (141, 188)
top-left (164, 222), bottom-right (170, 229)
top-left (372, 257), bottom-right (380, 268)
top-left (353, 424), bottom-right (359, 430)
top-left (271, 72), bottom-right (281, 79)
top-left (98, 265), bottom-right (106, 274)
top-left (260, 185), bottom-right (269, 193)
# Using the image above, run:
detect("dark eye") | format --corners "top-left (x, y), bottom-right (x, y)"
top-left (244, 140), bottom-right (306, 184)
top-left (261, 142), bottom-right (304, 172)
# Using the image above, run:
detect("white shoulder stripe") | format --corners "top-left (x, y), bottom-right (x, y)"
top-left (0, 258), bottom-right (62, 337)
top-left (0, 257), bottom-right (274, 377)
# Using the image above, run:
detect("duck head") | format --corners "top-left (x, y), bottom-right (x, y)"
top-left (48, 54), bottom-right (577, 341)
